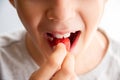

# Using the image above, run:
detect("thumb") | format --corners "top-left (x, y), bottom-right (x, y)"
top-left (48, 43), bottom-right (67, 70)
top-left (53, 43), bottom-right (67, 54)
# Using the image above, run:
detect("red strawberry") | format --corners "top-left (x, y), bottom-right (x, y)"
top-left (51, 38), bottom-right (70, 51)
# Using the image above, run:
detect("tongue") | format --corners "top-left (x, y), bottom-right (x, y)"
top-left (51, 38), bottom-right (70, 51)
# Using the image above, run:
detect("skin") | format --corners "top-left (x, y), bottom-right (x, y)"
top-left (9, 0), bottom-right (108, 80)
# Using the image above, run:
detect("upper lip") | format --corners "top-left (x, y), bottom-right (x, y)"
top-left (46, 29), bottom-right (81, 35)
top-left (46, 30), bottom-right (81, 39)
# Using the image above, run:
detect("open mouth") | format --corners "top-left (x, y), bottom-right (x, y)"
top-left (46, 31), bottom-right (81, 51)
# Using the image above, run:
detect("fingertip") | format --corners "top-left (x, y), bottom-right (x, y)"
top-left (57, 43), bottom-right (66, 48)
top-left (71, 74), bottom-right (79, 80)
top-left (54, 43), bottom-right (66, 51)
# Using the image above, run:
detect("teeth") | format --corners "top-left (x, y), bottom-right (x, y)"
top-left (53, 33), bottom-right (71, 39)
top-left (63, 33), bottom-right (70, 38)
top-left (72, 31), bottom-right (76, 33)
top-left (54, 34), bottom-right (64, 38)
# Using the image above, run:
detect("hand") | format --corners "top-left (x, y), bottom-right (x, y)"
top-left (29, 43), bottom-right (78, 80)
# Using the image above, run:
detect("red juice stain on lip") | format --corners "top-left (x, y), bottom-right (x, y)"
top-left (50, 38), bottom-right (70, 51)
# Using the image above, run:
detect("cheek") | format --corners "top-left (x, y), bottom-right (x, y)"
top-left (83, 7), bottom-right (102, 29)
top-left (16, 3), bottom-right (49, 50)
top-left (15, 2), bottom-right (53, 56)
top-left (78, 2), bottom-right (104, 35)
top-left (75, 1), bottom-right (104, 51)
top-left (17, 8), bottom-right (42, 31)
top-left (16, 2), bottom-right (46, 33)
top-left (17, 7), bottom-right (41, 44)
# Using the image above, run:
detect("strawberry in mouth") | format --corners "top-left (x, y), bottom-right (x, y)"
top-left (46, 31), bottom-right (81, 51)
top-left (51, 38), bottom-right (70, 51)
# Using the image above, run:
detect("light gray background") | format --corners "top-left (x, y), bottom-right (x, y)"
top-left (0, 0), bottom-right (120, 42)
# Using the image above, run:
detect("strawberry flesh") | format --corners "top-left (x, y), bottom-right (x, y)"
top-left (51, 38), bottom-right (70, 51)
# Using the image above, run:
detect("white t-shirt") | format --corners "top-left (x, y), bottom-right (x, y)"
top-left (0, 30), bottom-right (120, 80)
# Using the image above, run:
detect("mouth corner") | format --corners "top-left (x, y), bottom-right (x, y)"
top-left (69, 30), bottom-right (81, 48)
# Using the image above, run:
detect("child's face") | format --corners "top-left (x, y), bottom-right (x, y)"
top-left (11, 0), bottom-right (106, 57)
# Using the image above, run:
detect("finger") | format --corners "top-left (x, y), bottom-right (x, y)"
top-left (51, 54), bottom-right (75, 80)
top-left (29, 43), bottom-right (67, 80)
top-left (70, 74), bottom-right (79, 80)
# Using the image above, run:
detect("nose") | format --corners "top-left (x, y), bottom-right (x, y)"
top-left (46, 0), bottom-right (76, 22)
